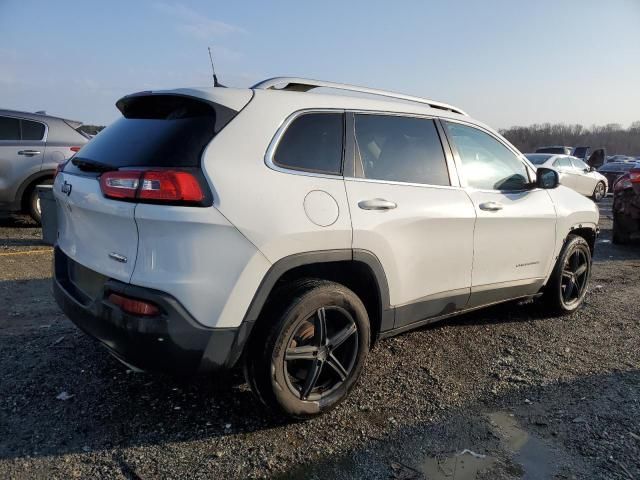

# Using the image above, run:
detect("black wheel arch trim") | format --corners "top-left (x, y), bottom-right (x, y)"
top-left (229, 249), bottom-right (392, 368)
top-left (15, 169), bottom-right (56, 211)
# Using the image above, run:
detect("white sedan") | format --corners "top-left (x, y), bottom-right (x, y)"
top-left (525, 153), bottom-right (608, 202)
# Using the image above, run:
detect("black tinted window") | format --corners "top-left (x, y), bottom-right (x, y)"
top-left (21, 120), bottom-right (45, 140)
top-left (354, 115), bottom-right (449, 185)
top-left (444, 121), bottom-right (529, 190)
top-left (68, 96), bottom-right (222, 170)
top-left (0, 116), bottom-right (20, 140)
top-left (274, 113), bottom-right (343, 174)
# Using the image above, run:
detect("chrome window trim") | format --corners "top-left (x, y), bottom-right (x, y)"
top-left (0, 114), bottom-right (48, 142)
top-left (265, 107), bottom-right (462, 188)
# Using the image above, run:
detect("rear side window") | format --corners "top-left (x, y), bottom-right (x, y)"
top-left (570, 158), bottom-right (588, 170)
top-left (21, 119), bottom-right (45, 140)
top-left (274, 113), bottom-right (344, 174)
top-left (444, 121), bottom-right (529, 191)
top-left (354, 114), bottom-right (449, 185)
top-left (0, 116), bottom-right (20, 140)
top-left (67, 95), bottom-right (235, 171)
top-left (553, 157), bottom-right (572, 168)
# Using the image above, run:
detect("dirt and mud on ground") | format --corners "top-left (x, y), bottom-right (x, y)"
top-left (0, 197), bottom-right (638, 479)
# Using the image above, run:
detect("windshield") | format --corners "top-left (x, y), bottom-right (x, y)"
top-left (525, 153), bottom-right (553, 165)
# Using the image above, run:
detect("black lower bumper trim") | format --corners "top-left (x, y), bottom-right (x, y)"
top-left (53, 247), bottom-right (241, 375)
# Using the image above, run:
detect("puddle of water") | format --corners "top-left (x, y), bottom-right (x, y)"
top-left (422, 450), bottom-right (495, 480)
top-left (488, 411), bottom-right (558, 480)
top-left (419, 412), bottom-right (559, 479)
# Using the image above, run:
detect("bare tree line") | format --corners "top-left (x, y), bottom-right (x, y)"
top-left (500, 122), bottom-right (640, 156)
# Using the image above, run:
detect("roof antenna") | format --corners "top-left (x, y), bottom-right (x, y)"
top-left (208, 47), bottom-right (225, 87)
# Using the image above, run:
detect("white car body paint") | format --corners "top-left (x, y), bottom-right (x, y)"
top-left (54, 83), bottom-right (599, 333)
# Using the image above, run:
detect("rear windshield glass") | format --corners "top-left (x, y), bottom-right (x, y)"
top-left (68, 95), bottom-right (233, 171)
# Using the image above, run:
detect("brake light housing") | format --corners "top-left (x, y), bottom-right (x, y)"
top-left (630, 168), bottom-right (640, 184)
top-left (100, 170), bottom-right (206, 205)
top-left (108, 293), bottom-right (160, 317)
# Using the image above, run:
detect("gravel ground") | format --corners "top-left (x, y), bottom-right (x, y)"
top-left (0, 197), bottom-right (638, 479)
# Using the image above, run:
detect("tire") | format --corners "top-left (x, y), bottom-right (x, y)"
top-left (245, 279), bottom-right (370, 419)
top-left (591, 181), bottom-right (606, 202)
top-left (26, 178), bottom-right (53, 225)
top-left (612, 216), bottom-right (630, 245)
top-left (540, 234), bottom-right (592, 315)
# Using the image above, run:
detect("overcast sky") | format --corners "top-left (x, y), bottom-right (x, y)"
top-left (1, 0), bottom-right (639, 129)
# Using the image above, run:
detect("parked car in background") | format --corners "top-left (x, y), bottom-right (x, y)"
top-left (598, 162), bottom-right (640, 190)
top-left (536, 146), bottom-right (573, 155)
top-left (0, 109), bottom-right (88, 223)
top-left (612, 167), bottom-right (640, 244)
top-left (525, 153), bottom-right (608, 201)
top-left (607, 154), bottom-right (636, 164)
top-left (53, 77), bottom-right (599, 418)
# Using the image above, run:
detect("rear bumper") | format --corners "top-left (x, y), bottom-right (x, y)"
top-left (53, 247), bottom-right (247, 375)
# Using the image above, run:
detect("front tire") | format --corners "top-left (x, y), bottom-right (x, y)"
top-left (245, 279), bottom-right (370, 419)
top-left (592, 181), bottom-right (606, 202)
top-left (541, 234), bottom-right (591, 315)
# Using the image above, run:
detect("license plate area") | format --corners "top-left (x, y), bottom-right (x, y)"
top-left (68, 257), bottom-right (108, 302)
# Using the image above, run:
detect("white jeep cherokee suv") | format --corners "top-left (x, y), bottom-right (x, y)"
top-left (53, 77), bottom-right (598, 418)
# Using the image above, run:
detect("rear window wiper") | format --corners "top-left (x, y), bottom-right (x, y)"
top-left (71, 158), bottom-right (116, 173)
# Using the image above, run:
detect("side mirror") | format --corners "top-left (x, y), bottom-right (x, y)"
top-left (536, 167), bottom-right (559, 189)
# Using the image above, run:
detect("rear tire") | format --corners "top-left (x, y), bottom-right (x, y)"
top-left (591, 181), bottom-right (606, 202)
top-left (540, 234), bottom-right (591, 315)
top-left (26, 178), bottom-right (53, 225)
top-left (245, 279), bottom-right (370, 419)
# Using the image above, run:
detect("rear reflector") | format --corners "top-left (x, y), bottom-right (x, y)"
top-left (108, 293), bottom-right (160, 316)
top-left (70, 146), bottom-right (82, 153)
top-left (630, 168), bottom-right (640, 183)
top-left (100, 170), bottom-right (205, 204)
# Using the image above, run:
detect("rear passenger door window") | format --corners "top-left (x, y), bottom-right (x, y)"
top-left (0, 116), bottom-right (20, 141)
top-left (273, 113), bottom-right (344, 175)
top-left (353, 114), bottom-right (450, 186)
top-left (443, 121), bottom-right (529, 191)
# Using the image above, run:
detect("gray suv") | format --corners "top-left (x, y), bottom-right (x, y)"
top-left (0, 109), bottom-right (88, 223)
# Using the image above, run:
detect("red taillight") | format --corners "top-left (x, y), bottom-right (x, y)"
top-left (614, 174), bottom-right (632, 192)
top-left (100, 170), bottom-right (205, 204)
top-left (70, 146), bottom-right (82, 153)
top-left (108, 293), bottom-right (160, 317)
top-left (630, 168), bottom-right (640, 184)
top-left (100, 171), bottom-right (142, 199)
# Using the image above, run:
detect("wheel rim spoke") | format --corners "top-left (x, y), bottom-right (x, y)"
top-left (315, 307), bottom-right (327, 347)
top-left (326, 353), bottom-right (349, 381)
top-left (570, 251), bottom-right (580, 271)
top-left (574, 263), bottom-right (588, 278)
top-left (300, 359), bottom-right (323, 399)
top-left (563, 278), bottom-right (575, 300)
top-left (285, 345), bottom-right (319, 361)
top-left (329, 322), bottom-right (357, 351)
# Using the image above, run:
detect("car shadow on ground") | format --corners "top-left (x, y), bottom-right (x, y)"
top-left (0, 273), bottom-right (628, 464)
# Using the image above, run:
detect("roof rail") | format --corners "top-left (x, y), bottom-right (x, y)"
top-left (251, 77), bottom-right (468, 116)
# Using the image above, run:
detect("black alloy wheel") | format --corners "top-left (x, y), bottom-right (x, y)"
top-left (284, 305), bottom-right (358, 401)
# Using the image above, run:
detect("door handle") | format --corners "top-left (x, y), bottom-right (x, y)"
top-left (18, 150), bottom-right (42, 156)
top-left (479, 201), bottom-right (503, 212)
top-left (358, 198), bottom-right (397, 211)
